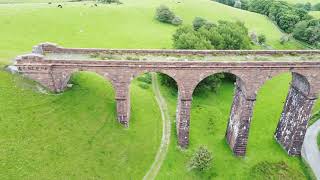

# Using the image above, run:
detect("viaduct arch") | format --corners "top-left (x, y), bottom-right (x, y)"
top-left (14, 43), bottom-right (320, 157)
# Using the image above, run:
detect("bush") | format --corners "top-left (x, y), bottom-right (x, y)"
top-left (155, 5), bottom-right (175, 23)
top-left (193, 73), bottom-right (224, 95)
top-left (193, 17), bottom-right (208, 30)
top-left (188, 146), bottom-right (213, 171)
top-left (258, 34), bottom-right (266, 44)
top-left (137, 74), bottom-right (152, 84)
top-left (155, 5), bottom-right (183, 26)
top-left (98, 0), bottom-right (121, 4)
top-left (294, 2), bottom-right (312, 11)
top-left (171, 16), bottom-right (183, 26)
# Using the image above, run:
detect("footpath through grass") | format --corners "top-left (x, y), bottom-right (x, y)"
top-left (0, 71), bottom-right (162, 179)
top-left (157, 74), bottom-right (316, 179)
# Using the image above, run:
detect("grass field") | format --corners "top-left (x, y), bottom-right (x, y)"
top-left (0, 0), bottom-right (306, 65)
top-left (310, 11), bottom-right (320, 18)
top-left (0, 71), bottom-right (162, 179)
top-left (0, 0), bottom-right (319, 179)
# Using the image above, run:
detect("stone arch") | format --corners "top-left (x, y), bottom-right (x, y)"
top-left (51, 67), bottom-right (116, 93)
top-left (191, 70), bottom-right (246, 98)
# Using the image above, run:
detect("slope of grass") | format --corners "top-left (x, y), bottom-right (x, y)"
top-left (0, 0), bottom-right (305, 65)
top-left (157, 74), bottom-right (316, 179)
top-left (0, 70), bottom-right (162, 179)
top-left (310, 11), bottom-right (320, 18)
top-left (0, 0), bottom-right (70, 3)
top-left (284, 0), bottom-right (319, 5)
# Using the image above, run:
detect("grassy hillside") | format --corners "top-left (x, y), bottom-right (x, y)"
top-left (310, 11), bottom-right (320, 18)
top-left (0, 0), bottom-right (305, 65)
top-left (0, 71), bottom-right (162, 179)
top-left (157, 75), bottom-right (316, 179)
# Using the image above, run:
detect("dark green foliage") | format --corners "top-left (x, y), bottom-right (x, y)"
top-left (293, 19), bottom-right (320, 47)
top-left (258, 34), bottom-right (266, 44)
top-left (158, 73), bottom-right (178, 91)
top-left (98, 0), bottom-right (121, 4)
top-left (215, 0), bottom-right (248, 10)
top-left (249, 161), bottom-right (305, 179)
top-left (155, 5), bottom-right (183, 26)
top-left (193, 17), bottom-right (208, 30)
top-left (248, 0), bottom-right (310, 33)
top-left (313, 3), bottom-right (320, 11)
top-left (137, 73), bottom-right (152, 84)
top-left (170, 19), bottom-right (249, 93)
top-left (294, 3), bottom-right (312, 11)
top-left (193, 73), bottom-right (225, 95)
top-left (188, 146), bottom-right (213, 171)
top-left (155, 5), bottom-right (175, 23)
top-left (173, 19), bottom-right (251, 50)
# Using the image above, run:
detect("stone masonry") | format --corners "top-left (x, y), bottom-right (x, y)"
top-left (14, 43), bottom-right (320, 157)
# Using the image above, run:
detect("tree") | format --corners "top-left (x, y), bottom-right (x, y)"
top-left (293, 19), bottom-right (320, 46)
top-left (188, 146), bottom-right (213, 171)
top-left (155, 5), bottom-right (175, 23)
top-left (193, 17), bottom-right (208, 30)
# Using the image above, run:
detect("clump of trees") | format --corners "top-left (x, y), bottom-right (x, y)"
top-left (159, 18), bottom-right (247, 93)
top-left (155, 5), bottom-right (183, 26)
top-left (214, 0), bottom-right (319, 48)
top-left (173, 17), bottom-right (251, 50)
top-left (249, 0), bottom-right (310, 33)
top-left (293, 19), bottom-right (320, 48)
top-left (188, 146), bottom-right (213, 171)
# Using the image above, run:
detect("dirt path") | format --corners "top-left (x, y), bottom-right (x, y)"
top-left (143, 73), bottom-right (171, 180)
top-left (302, 119), bottom-right (320, 179)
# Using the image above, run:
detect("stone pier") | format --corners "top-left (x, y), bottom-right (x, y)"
top-left (275, 73), bottom-right (317, 155)
top-left (226, 83), bottom-right (256, 156)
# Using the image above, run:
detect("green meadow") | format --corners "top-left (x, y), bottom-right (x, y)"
top-left (0, 0), bottom-right (319, 179)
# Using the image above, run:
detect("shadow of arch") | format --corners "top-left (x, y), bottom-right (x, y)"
top-left (66, 71), bottom-right (116, 96)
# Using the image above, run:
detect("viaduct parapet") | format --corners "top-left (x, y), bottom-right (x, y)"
top-left (14, 43), bottom-right (320, 157)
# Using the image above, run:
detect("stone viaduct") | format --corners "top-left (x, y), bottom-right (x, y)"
top-left (14, 43), bottom-right (320, 157)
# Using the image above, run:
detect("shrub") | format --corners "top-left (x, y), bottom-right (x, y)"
top-left (155, 5), bottom-right (175, 23)
top-left (294, 2), bottom-right (312, 11)
top-left (193, 73), bottom-right (225, 95)
top-left (193, 17), bottom-right (208, 30)
top-left (98, 0), bottom-right (121, 4)
top-left (155, 5), bottom-right (182, 26)
top-left (171, 16), bottom-right (183, 26)
top-left (188, 146), bottom-right (213, 171)
top-left (258, 34), bottom-right (266, 44)
top-left (137, 74), bottom-right (152, 84)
